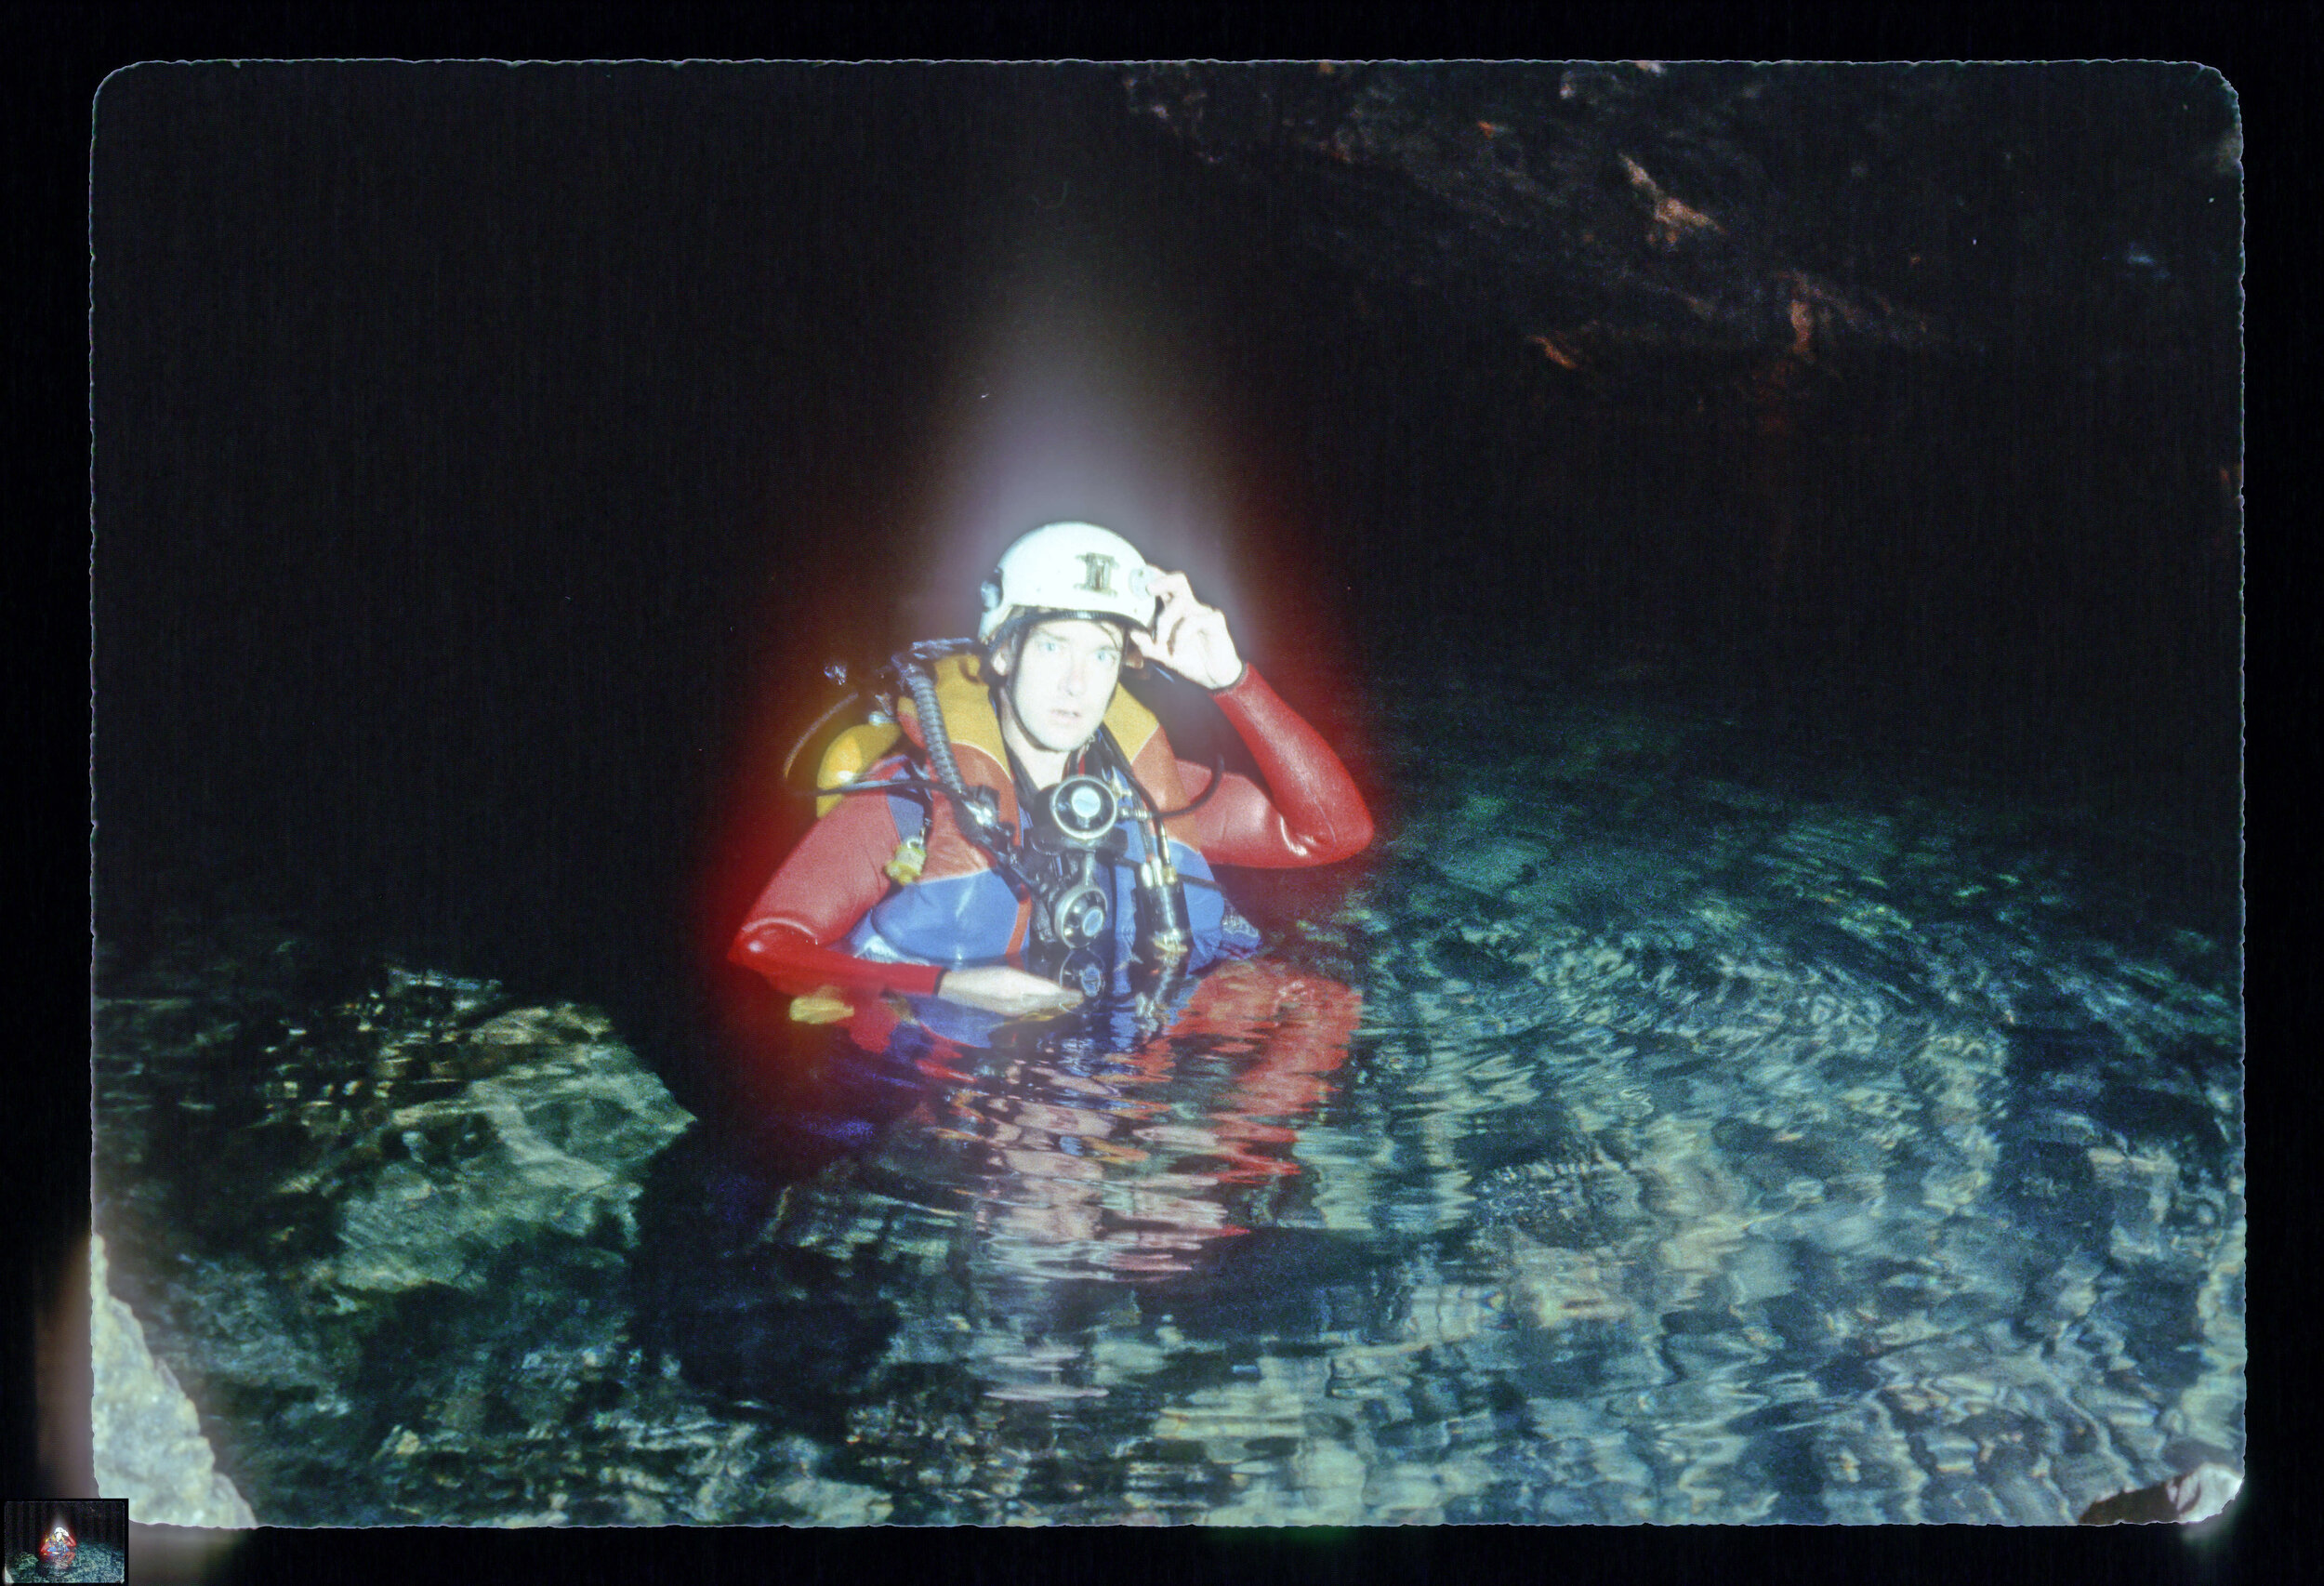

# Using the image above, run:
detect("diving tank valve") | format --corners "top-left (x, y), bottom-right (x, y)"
top-left (813, 713), bottom-right (901, 817)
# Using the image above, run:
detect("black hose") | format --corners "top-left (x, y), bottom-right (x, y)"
top-left (902, 664), bottom-right (970, 802)
top-left (1151, 744), bottom-right (1228, 820)
top-left (1097, 724), bottom-right (1225, 823)
top-left (811, 773), bottom-right (948, 801)
top-left (786, 638), bottom-right (978, 802)
top-left (779, 689), bottom-right (866, 788)
top-left (895, 653), bottom-right (1043, 896)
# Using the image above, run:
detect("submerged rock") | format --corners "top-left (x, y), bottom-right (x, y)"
top-left (93, 927), bottom-right (709, 1524)
top-left (331, 1007), bottom-right (693, 1294)
top-left (1432, 838), bottom-right (1548, 896)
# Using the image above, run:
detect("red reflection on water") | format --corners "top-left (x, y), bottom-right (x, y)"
top-left (940, 961), bottom-right (1361, 1278)
top-left (728, 958), bottom-right (1361, 1281)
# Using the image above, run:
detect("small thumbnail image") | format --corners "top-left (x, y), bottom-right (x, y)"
top-left (2, 1501), bottom-right (127, 1582)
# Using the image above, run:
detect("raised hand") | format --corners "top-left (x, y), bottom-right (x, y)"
top-left (1129, 569), bottom-right (1246, 691)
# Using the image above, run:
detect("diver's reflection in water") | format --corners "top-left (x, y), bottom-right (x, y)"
top-left (638, 958), bottom-right (1361, 1417)
top-left (940, 958), bottom-right (1361, 1284)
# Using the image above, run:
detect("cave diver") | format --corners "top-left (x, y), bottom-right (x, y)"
top-left (730, 522), bottom-right (1374, 1038)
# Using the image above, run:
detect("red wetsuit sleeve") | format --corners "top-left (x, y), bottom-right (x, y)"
top-left (728, 777), bottom-right (945, 997)
top-left (1184, 666), bottom-right (1375, 867)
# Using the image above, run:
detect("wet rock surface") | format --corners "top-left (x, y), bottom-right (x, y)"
top-left (2079, 1460), bottom-right (2242, 1526)
top-left (89, 937), bottom-right (823, 1526)
top-left (90, 1234), bottom-right (256, 1527)
top-left (1119, 63), bottom-right (2238, 390)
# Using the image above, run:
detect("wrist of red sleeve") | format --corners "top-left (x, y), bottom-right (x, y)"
top-left (1208, 662), bottom-right (1290, 732)
top-left (731, 925), bottom-right (944, 998)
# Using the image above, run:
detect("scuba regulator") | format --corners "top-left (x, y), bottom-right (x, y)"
top-left (1014, 747), bottom-right (1197, 1005)
top-left (1020, 773), bottom-right (1122, 998)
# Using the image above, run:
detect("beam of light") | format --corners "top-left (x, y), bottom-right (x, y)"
top-left (895, 246), bottom-right (1248, 641)
top-left (695, 205), bottom-right (1372, 1077)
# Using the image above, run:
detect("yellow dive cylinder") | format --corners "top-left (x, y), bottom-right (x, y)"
top-left (815, 720), bottom-right (903, 817)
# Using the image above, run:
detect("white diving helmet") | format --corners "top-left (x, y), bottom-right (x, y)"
top-left (977, 522), bottom-right (1159, 642)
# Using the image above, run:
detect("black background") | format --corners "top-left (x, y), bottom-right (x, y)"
top-left (86, 57), bottom-right (2241, 1107)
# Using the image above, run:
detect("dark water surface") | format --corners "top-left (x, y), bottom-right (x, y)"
top-left (92, 666), bottom-right (2240, 1527)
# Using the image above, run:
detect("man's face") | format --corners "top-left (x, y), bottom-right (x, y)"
top-left (993, 617), bottom-right (1125, 755)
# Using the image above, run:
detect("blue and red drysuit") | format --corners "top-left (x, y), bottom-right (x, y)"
top-left (731, 657), bottom-right (1371, 998)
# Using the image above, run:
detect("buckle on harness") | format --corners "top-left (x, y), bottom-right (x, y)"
top-left (884, 834), bottom-right (927, 885)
